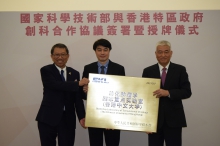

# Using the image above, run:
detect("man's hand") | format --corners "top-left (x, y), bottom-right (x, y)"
top-left (153, 89), bottom-right (169, 98)
top-left (83, 84), bottom-right (88, 93)
top-left (146, 131), bottom-right (153, 134)
top-left (79, 78), bottom-right (89, 86)
top-left (79, 118), bottom-right (87, 129)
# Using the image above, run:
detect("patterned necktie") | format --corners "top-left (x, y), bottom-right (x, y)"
top-left (61, 70), bottom-right (65, 82)
top-left (100, 66), bottom-right (105, 74)
top-left (161, 68), bottom-right (167, 86)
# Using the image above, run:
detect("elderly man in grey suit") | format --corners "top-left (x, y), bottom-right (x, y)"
top-left (142, 40), bottom-right (191, 146)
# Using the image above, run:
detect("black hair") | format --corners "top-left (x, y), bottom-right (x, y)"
top-left (93, 38), bottom-right (112, 51)
top-left (51, 43), bottom-right (69, 54)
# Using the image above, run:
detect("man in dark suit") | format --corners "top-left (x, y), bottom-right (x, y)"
top-left (82, 38), bottom-right (125, 146)
top-left (36, 43), bottom-right (89, 146)
top-left (142, 40), bottom-right (191, 146)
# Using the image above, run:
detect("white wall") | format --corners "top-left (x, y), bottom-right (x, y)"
top-left (0, 1), bottom-right (220, 146)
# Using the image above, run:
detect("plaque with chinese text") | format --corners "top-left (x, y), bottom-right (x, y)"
top-left (85, 73), bottom-right (160, 132)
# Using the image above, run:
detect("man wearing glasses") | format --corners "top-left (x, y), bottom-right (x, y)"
top-left (36, 43), bottom-right (89, 146)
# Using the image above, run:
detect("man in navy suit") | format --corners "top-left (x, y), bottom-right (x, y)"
top-left (82, 38), bottom-right (125, 146)
top-left (142, 40), bottom-right (191, 146)
top-left (36, 43), bottom-right (89, 146)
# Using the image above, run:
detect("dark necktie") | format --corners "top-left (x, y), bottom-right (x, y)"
top-left (100, 66), bottom-right (105, 74)
top-left (161, 68), bottom-right (167, 86)
top-left (61, 70), bottom-right (66, 110)
top-left (61, 70), bottom-right (65, 82)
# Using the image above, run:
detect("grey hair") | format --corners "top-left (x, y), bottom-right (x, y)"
top-left (156, 40), bottom-right (171, 50)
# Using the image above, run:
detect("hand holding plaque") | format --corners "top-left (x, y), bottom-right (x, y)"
top-left (85, 73), bottom-right (160, 132)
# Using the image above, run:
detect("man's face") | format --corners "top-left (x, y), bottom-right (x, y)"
top-left (51, 47), bottom-right (69, 69)
top-left (155, 45), bottom-right (172, 67)
top-left (95, 45), bottom-right (110, 64)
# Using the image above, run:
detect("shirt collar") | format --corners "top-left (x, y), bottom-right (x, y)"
top-left (54, 64), bottom-right (67, 73)
top-left (158, 62), bottom-right (170, 71)
top-left (97, 60), bottom-right (109, 68)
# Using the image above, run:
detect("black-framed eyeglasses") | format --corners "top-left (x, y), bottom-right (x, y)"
top-left (53, 54), bottom-right (68, 58)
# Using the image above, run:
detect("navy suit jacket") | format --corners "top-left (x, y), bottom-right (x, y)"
top-left (142, 62), bottom-right (191, 128)
top-left (82, 60), bottom-right (125, 100)
top-left (36, 64), bottom-right (85, 128)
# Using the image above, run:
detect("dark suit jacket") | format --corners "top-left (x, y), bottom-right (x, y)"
top-left (36, 64), bottom-right (85, 129)
top-left (142, 62), bottom-right (191, 129)
top-left (82, 60), bottom-right (125, 100)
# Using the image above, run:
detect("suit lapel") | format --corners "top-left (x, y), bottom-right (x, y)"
top-left (91, 62), bottom-right (99, 74)
top-left (153, 64), bottom-right (161, 78)
top-left (106, 60), bottom-right (113, 74)
top-left (52, 64), bottom-right (62, 81)
top-left (66, 67), bottom-right (73, 81)
top-left (164, 62), bottom-right (175, 88)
